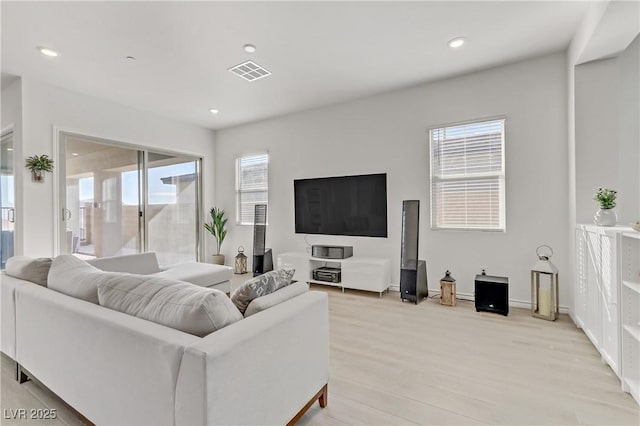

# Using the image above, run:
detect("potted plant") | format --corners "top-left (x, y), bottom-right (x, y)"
top-left (593, 187), bottom-right (617, 226)
top-left (25, 154), bottom-right (54, 182)
top-left (204, 207), bottom-right (228, 265)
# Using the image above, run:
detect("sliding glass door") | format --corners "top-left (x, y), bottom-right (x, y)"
top-left (0, 131), bottom-right (15, 269)
top-left (146, 153), bottom-right (199, 266)
top-left (59, 132), bottom-right (201, 264)
top-left (61, 135), bottom-right (141, 258)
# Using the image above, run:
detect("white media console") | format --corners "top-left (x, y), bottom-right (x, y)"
top-left (277, 252), bottom-right (391, 296)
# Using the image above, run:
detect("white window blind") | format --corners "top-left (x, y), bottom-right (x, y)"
top-left (236, 153), bottom-right (268, 225)
top-left (429, 118), bottom-right (505, 231)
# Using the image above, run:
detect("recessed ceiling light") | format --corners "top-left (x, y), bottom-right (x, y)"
top-left (243, 44), bottom-right (257, 53)
top-left (209, 108), bottom-right (219, 115)
top-left (71, 152), bottom-right (79, 156)
top-left (448, 37), bottom-right (465, 49)
top-left (125, 55), bottom-right (137, 61)
top-left (37, 46), bottom-right (59, 57)
top-left (7, 148), bottom-right (13, 151)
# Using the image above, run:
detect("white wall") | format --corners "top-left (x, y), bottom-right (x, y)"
top-left (575, 58), bottom-right (619, 222)
top-left (216, 53), bottom-right (569, 307)
top-left (575, 36), bottom-right (640, 224)
top-left (565, 0), bottom-right (610, 317)
top-left (617, 36), bottom-right (640, 219)
top-left (17, 78), bottom-right (216, 258)
top-left (566, 0), bottom-right (639, 317)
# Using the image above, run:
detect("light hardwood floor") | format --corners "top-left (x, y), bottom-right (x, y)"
top-left (1, 285), bottom-right (638, 425)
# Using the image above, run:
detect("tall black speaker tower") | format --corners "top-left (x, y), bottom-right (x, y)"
top-left (400, 200), bottom-right (428, 304)
top-left (252, 204), bottom-right (273, 276)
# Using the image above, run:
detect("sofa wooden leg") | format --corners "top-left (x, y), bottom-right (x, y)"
top-left (16, 363), bottom-right (29, 384)
top-left (318, 383), bottom-right (328, 408)
top-left (286, 383), bottom-right (328, 426)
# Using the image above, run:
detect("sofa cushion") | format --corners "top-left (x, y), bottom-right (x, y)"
top-left (97, 274), bottom-right (243, 337)
top-left (88, 252), bottom-right (161, 275)
top-left (231, 269), bottom-right (295, 315)
top-left (5, 256), bottom-right (52, 287)
top-left (48, 255), bottom-right (108, 303)
top-left (152, 262), bottom-right (233, 287)
top-left (244, 281), bottom-right (309, 317)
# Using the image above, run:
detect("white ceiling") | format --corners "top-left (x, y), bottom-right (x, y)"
top-left (1, 1), bottom-right (595, 130)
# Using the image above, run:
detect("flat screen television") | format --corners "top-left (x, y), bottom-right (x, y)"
top-left (294, 173), bottom-right (388, 238)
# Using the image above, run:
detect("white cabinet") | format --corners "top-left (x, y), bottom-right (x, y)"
top-left (575, 225), bottom-right (640, 404)
top-left (574, 225), bottom-right (625, 376)
top-left (341, 257), bottom-right (392, 294)
top-left (620, 232), bottom-right (640, 404)
top-left (277, 252), bottom-right (391, 296)
top-left (600, 231), bottom-right (620, 372)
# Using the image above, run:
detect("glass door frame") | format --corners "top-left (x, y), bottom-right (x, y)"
top-left (1, 127), bottom-right (16, 269)
top-left (55, 129), bottom-right (203, 262)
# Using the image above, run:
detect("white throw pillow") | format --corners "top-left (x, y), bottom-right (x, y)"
top-left (48, 255), bottom-right (111, 304)
top-left (231, 269), bottom-right (295, 315)
top-left (5, 256), bottom-right (52, 287)
top-left (244, 281), bottom-right (309, 317)
top-left (97, 274), bottom-right (243, 337)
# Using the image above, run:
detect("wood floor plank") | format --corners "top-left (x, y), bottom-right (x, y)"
top-left (307, 389), bottom-right (421, 425)
top-left (295, 404), bottom-right (347, 426)
top-left (1, 360), bottom-right (65, 425)
top-left (22, 380), bottom-right (88, 426)
top-left (299, 286), bottom-right (639, 425)
top-left (328, 376), bottom-right (489, 425)
top-left (2, 284), bottom-right (639, 425)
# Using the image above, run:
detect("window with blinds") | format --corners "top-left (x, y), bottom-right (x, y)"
top-left (236, 153), bottom-right (269, 225)
top-left (429, 118), bottom-right (505, 231)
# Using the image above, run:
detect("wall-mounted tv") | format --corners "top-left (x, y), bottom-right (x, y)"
top-left (294, 173), bottom-right (388, 238)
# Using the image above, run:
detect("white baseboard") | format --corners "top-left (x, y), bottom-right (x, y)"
top-left (567, 310), bottom-right (583, 328)
top-left (388, 284), bottom-right (570, 314)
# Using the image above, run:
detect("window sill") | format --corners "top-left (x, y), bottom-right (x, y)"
top-left (431, 227), bottom-right (505, 232)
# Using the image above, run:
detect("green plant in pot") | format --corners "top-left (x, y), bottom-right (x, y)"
top-left (204, 207), bottom-right (228, 265)
top-left (593, 187), bottom-right (617, 226)
top-left (25, 154), bottom-right (54, 182)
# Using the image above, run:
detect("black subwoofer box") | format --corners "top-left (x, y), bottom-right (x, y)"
top-left (474, 274), bottom-right (509, 316)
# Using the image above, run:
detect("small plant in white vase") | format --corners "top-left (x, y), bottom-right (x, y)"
top-left (204, 207), bottom-right (228, 265)
top-left (593, 187), bottom-right (617, 226)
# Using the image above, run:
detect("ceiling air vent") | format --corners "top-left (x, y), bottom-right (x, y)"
top-left (228, 60), bottom-right (271, 81)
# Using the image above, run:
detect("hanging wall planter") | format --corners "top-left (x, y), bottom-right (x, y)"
top-left (25, 154), bottom-right (54, 183)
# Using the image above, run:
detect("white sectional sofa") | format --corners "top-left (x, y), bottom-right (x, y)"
top-left (87, 252), bottom-right (234, 293)
top-left (1, 256), bottom-right (329, 425)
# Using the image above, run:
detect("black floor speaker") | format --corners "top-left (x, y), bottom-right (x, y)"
top-left (252, 204), bottom-right (273, 276)
top-left (400, 200), bottom-right (428, 304)
top-left (253, 248), bottom-right (273, 277)
top-left (474, 273), bottom-right (509, 316)
top-left (401, 261), bottom-right (428, 304)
